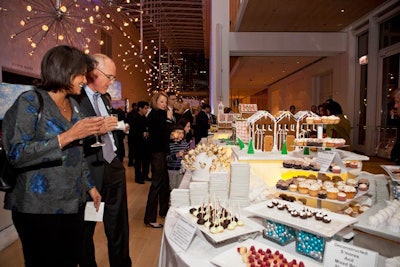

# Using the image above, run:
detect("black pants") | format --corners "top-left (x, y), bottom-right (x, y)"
top-left (13, 206), bottom-right (85, 267)
top-left (133, 141), bottom-right (150, 181)
top-left (144, 152), bottom-right (170, 224)
top-left (128, 136), bottom-right (135, 165)
top-left (80, 158), bottom-right (131, 267)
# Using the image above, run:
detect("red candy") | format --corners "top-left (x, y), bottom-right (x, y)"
top-left (237, 245), bottom-right (305, 267)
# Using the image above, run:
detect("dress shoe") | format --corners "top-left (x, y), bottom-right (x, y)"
top-left (145, 223), bottom-right (163, 228)
top-left (135, 180), bottom-right (145, 184)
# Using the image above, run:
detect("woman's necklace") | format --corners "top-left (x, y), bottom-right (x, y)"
top-left (58, 99), bottom-right (67, 112)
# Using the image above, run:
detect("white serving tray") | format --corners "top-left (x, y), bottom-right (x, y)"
top-left (381, 165), bottom-right (400, 184)
top-left (353, 202), bottom-right (400, 242)
top-left (244, 200), bottom-right (358, 238)
top-left (175, 207), bottom-right (264, 244)
top-left (210, 239), bottom-right (320, 267)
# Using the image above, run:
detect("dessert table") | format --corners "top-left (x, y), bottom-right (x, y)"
top-left (158, 171), bottom-right (391, 267)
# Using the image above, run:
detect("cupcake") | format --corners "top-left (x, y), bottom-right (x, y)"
top-left (358, 178), bottom-right (369, 187)
top-left (318, 190), bottom-right (327, 199)
top-left (298, 182), bottom-right (310, 194)
top-left (322, 181), bottom-right (335, 190)
top-left (327, 188), bottom-right (339, 200)
top-left (332, 166), bottom-right (341, 174)
top-left (332, 115), bottom-right (340, 124)
top-left (358, 183), bottom-right (368, 191)
top-left (301, 162), bottom-right (311, 170)
top-left (280, 181), bottom-right (290, 190)
top-left (289, 184), bottom-right (298, 192)
top-left (346, 178), bottom-right (358, 187)
top-left (308, 184), bottom-right (320, 197)
top-left (310, 162), bottom-right (321, 171)
top-left (343, 186), bottom-right (357, 199)
top-left (283, 159), bottom-right (294, 168)
top-left (293, 160), bottom-right (303, 169)
top-left (337, 192), bottom-right (347, 201)
top-left (321, 116), bottom-right (329, 124)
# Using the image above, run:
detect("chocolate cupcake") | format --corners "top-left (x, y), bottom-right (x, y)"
top-left (317, 190), bottom-right (327, 199)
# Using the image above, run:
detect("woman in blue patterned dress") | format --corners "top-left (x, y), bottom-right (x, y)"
top-left (2, 46), bottom-right (102, 267)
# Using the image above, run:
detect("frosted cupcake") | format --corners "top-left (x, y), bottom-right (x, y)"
top-left (343, 185), bottom-right (357, 199)
top-left (337, 192), bottom-right (347, 201)
top-left (308, 184), bottom-right (320, 197)
top-left (327, 188), bottom-right (339, 200)
top-left (298, 182), bottom-right (310, 194)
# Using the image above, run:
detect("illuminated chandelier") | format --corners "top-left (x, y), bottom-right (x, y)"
top-left (9, 0), bottom-right (131, 56)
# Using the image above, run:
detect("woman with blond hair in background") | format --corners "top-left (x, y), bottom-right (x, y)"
top-left (144, 92), bottom-right (173, 228)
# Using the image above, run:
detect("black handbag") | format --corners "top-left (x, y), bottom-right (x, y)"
top-left (0, 145), bottom-right (15, 192)
top-left (0, 90), bottom-right (43, 192)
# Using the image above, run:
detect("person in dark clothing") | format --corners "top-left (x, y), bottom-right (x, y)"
top-left (2, 45), bottom-right (102, 267)
top-left (77, 53), bottom-right (131, 267)
top-left (195, 103), bottom-right (211, 144)
top-left (391, 88), bottom-right (400, 165)
top-left (126, 103), bottom-right (138, 166)
top-left (131, 101), bottom-right (151, 184)
top-left (144, 92), bottom-right (173, 228)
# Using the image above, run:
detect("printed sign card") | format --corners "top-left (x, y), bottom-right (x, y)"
top-left (324, 241), bottom-right (378, 267)
top-left (169, 216), bottom-right (197, 251)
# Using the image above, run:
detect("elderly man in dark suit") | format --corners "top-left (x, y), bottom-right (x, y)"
top-left (75, 53), bottom-right (131, 267)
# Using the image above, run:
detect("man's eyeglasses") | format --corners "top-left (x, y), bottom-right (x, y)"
top-left (96, 68), bottom-right (116, 81)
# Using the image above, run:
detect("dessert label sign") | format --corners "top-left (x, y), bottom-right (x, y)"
top-left (169, 216), bottom-right (197, 251)
top-left (324, 241), bottom-right (378, 267)
top-left (316, 151), bottom-right (341, 172)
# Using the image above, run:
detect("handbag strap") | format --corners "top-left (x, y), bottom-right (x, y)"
top-left (33, 89), bottom-right (43, 120)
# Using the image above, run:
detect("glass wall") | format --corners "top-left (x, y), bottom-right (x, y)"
top-left (357, 32), bottom-right (368, 146)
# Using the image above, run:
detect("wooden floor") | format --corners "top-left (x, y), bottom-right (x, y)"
top-left (0, 155), bottom-right (395, 267)
top-left (0, 158), bottom-right (164, 267)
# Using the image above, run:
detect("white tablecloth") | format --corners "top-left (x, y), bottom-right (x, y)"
top-left (159, 171), bottom-right (389, 267)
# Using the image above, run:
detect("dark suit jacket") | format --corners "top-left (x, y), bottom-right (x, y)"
top-left (195, 110), bottom-right (210, 143)
top-left (74, 89), bottom-right (120, 191)
top-left (182, 109), bottom-right (193, 125)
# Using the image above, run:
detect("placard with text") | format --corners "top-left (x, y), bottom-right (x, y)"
top-left (169, 216), bottom-right (197, 251)
top-left (324, 241), bottom-right (378, 267)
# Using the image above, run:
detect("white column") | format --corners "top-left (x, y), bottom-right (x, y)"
top-left (209, 0), bottom-right (230, 113)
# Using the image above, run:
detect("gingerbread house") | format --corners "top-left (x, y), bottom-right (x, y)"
top-left (238, 103), bottom-right (258, 119)
top-left (275, 111), bottom-right (297, 151)
top-left (247, 111), bottom-right (276, 151)
top-left (294, 111), bottom-right (320, 138)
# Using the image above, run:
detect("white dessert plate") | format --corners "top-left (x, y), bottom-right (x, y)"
top-left (244, 200), bottom-right (358, 238)
top-left (353, 202), bottom-right (400, 242)
top-left (210, 239), bottom-right (320, 267)
top-left (175, 207), bottom-right (264, 244)
top-left (381, 165), bottom-right (400, 183)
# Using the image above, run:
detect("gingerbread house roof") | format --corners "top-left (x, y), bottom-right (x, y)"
top-left (246, 110), bottom-right (276, 124)
top-left (275, 111), bottom-right (296, 122)
top-left (293, 110), bottom-right (318, 121)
